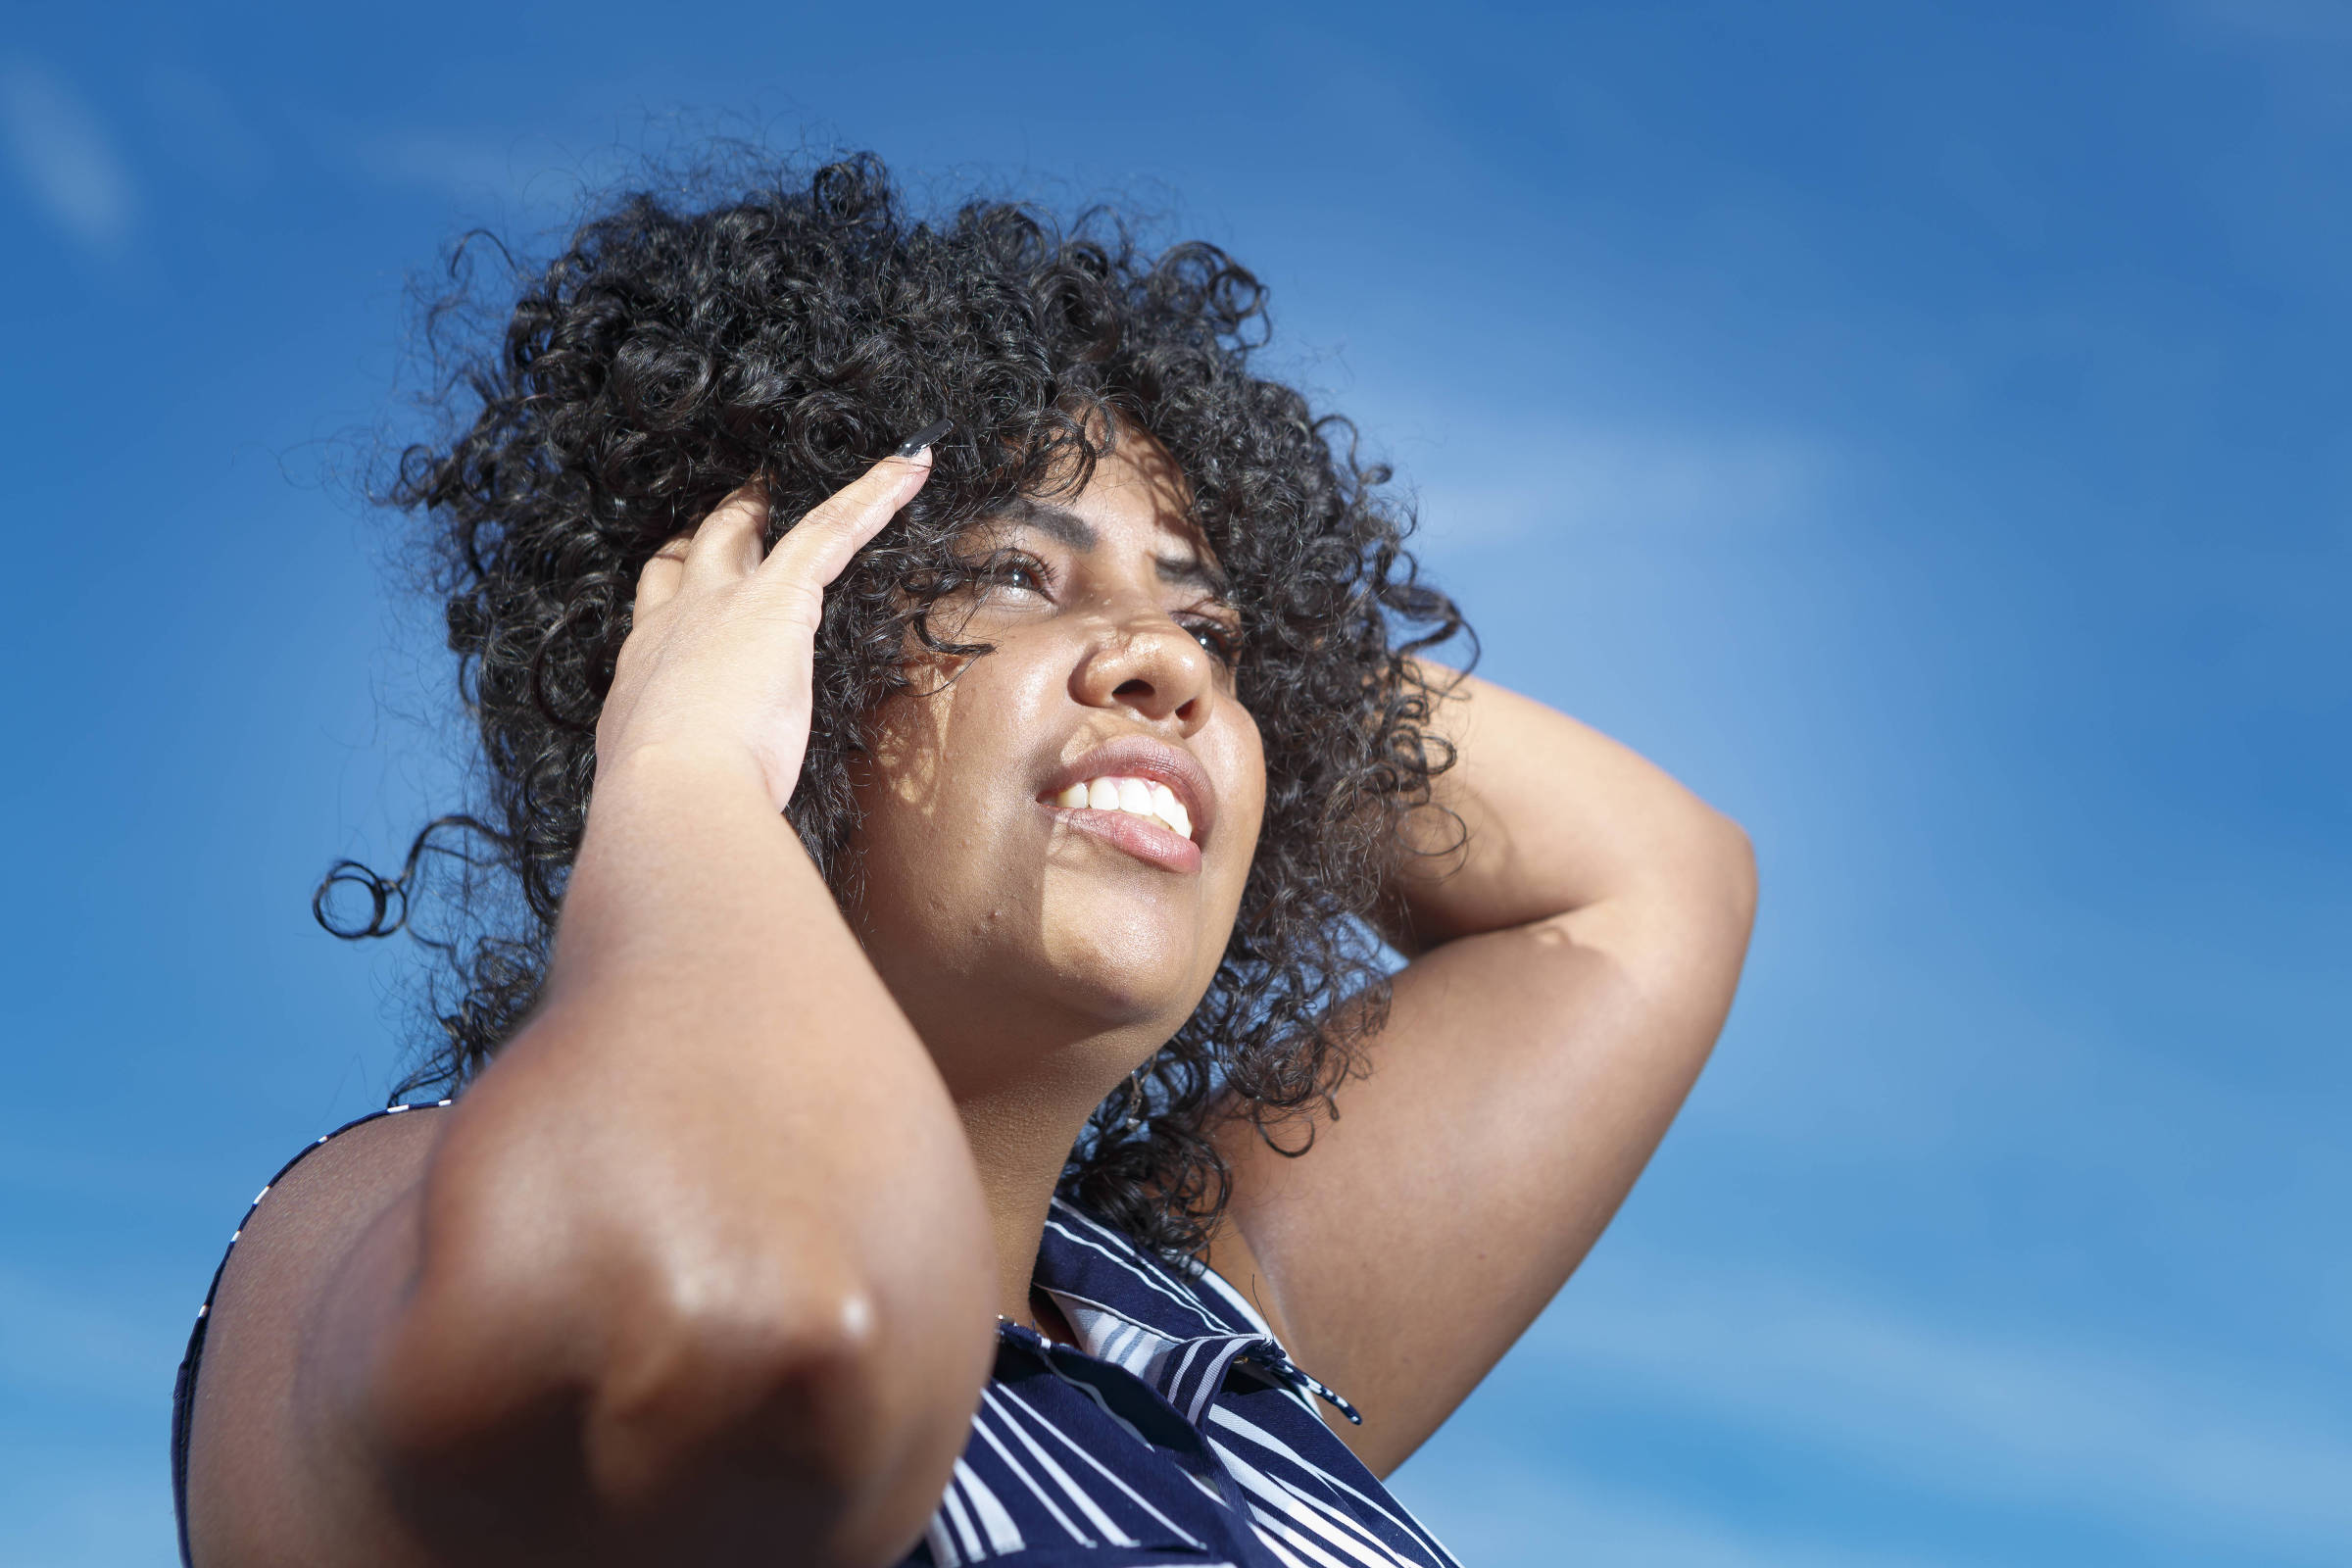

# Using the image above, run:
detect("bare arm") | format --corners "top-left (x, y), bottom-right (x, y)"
top-left (183, 459), bottom-right (997, 1567)
top-left (1206, 665), bottom-right (1757, 1476)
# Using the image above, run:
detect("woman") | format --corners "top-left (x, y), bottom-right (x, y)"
top-left (172, 154), bottom-right (1755, 1567)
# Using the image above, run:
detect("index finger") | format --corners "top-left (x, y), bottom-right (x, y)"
top-left (760, 436), bottom-right (941, 592)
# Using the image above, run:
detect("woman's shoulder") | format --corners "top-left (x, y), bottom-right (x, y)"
top-left (188, 1101), bottom-right (455, 1338)
top-left (173, 1102), bottom-right (452, 1567)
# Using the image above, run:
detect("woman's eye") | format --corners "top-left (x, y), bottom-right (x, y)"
top-left (974, 554), bottom-right (1047, 594)
top-left (1188, 621), bottom-right (1240, 663)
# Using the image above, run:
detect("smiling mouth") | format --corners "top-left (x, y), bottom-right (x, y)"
top-left (1049, 775), bottom-right (1195, 842)
top-left (1039, 774), bottom-right (1202, 875)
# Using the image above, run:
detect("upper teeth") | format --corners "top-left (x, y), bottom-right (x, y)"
top-left (1054, 775), bottom-right (1193, 841)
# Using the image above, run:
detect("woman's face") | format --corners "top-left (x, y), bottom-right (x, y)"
top-left (846, 433), bottom-right (1265, 1097)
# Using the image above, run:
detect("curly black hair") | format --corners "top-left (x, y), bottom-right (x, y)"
top-left (325, 151), bottom-right (1468, 1258)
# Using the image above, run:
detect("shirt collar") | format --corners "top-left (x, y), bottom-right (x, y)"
top-left (1029, 1199), bottom-right (1362, 1429)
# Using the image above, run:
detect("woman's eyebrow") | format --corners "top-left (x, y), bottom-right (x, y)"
top-left (1156, 554), bottom-right (1230, 598)
top-left (1001, 499), bottom-right (1099, 552)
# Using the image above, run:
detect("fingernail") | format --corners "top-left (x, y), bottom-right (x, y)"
top-left (892, 418), bottom-right (955, 460)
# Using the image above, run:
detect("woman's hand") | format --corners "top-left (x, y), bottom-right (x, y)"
top-left (596, 450), bottom-right (934, 813)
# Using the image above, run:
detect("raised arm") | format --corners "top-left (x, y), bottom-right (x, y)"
top-left (1206, 664), bottom-right (1757, 1476)
top-left (180, 455), bottom-right (997, 1568)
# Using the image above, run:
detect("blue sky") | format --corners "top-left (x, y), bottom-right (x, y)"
top-left (2, 2), bottom-right (2346, 1563)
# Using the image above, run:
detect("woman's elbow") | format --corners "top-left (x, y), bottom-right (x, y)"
top-left (361, 1267), bottom-right (978, 1564)
top-left (363, 1226), bottom-right (988, 1563)
top-left (1633, 797), bottom-right (1755, 937)
top-left (1700, 808), bottom-right (1759, 933)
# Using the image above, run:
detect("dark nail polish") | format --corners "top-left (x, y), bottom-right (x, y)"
top-left (893, 418), bottom-right (955, 459)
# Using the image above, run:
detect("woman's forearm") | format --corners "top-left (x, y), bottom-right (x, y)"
top-left (1388, 662), bottom-right (1756, 952)
top-left (365, 747), bottom-right (995, 1561)
top-left (1206, 664), bottom-right (1754, 1472)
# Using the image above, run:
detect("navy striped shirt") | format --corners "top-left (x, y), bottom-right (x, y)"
top-left (173, 1105), bottom-right (1463, 1568)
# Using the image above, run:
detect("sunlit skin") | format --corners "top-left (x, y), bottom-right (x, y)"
top-left (851, 437), bottom-right (1262, 1095)
top-left (176, 411), bottom-right (1757, 1568)
top-left (848, 435), bottom-right (1266, 1319)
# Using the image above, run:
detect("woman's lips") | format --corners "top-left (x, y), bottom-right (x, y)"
top-left (1051, 774), bottom-right (1193, 840)
top-left (1044, 801), bottom-right (1203, 874)
top-left (1038, 737), bottom-right (1216, 846)
top-left (1037, 736), bottom-right (1216, 875)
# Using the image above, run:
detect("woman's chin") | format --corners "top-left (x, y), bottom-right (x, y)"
top-left (1020, 930), bottom-right (1211, 1034)
top-left (902, 946), bottom-right (1210, 1103)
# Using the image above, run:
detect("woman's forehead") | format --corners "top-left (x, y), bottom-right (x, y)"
top-left (979, 434), bottom-right (1224, 580)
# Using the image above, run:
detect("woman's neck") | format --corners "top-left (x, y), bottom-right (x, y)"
top-left (948, 1037), bottom-right (1152, 1333)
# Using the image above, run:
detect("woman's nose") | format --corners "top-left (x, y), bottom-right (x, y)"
top-left (1071, 610), bottom-right (1215, 731)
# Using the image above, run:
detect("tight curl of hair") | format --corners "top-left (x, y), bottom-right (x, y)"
top-left (331, 152), bottom-right (1469, 1259)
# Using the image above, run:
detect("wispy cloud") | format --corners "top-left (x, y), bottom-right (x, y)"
top-left (2181, 0), bottom-right (2352, 44)
top-left (1396, 1454), bottom-right (1964, 1568)
top-left (1399, 424), bottom-right (1838, 549)
top-left (1470, 1250), bottom-right (2352, 1559)
top-left (349, 126), bottom-right (612, 223)
top-left (357, 128), bottom-right (539, 199)
top-left (0, 58), bottom-right (136, 255)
